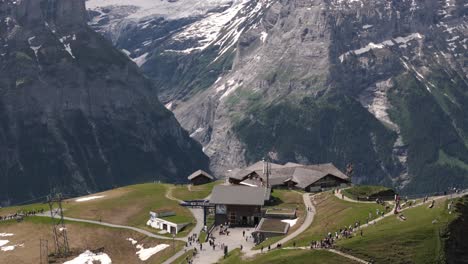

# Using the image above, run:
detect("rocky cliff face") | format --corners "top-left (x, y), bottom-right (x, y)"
top-left (0, 0), bottom-right (209, 205)
top-left (88, 0), bottom-right (468, 194)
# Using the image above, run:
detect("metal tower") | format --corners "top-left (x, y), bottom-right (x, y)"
top-left (47, 193), bottom-right (70, 257)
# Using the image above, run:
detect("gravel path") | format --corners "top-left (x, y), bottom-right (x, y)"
top-left (37, 213), bottom-right (184, 241)
top-left (162, 186), bottom-right (206, 264)
top-left (274, 193), bottom-right (316, 245)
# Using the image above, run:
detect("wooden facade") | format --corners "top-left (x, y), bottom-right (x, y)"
top-left (190, 175), bottom-right (212, 185)
top-left (304, 175), bottom-right (349, 192)
top-left (215, 204), bottom-right (262, 226)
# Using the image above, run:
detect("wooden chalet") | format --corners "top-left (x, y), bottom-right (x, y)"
top-left (187, 170), bottom-right (214, 185)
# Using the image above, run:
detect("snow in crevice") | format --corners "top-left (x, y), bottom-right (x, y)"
top-left (260, 31), bottom-right (268, 43)
top-left (165, 101), bottom-right (173, 110)
top-left (400, 58), bottom-right (436, 93)
top-left (190, 127), bottom-right (205, 138)
top-left (132, 52), bottom-right (149, 67)
top-left (215, 79), bottom-right (243, 100)
top-left (58, 35), bottom-right (76, 59)
top-left (339, 33), bottom-right (423, 62)
top-left (27, 36), bottom-right (41, 61)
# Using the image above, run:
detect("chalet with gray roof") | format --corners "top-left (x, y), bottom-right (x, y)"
top-left (187, 170), bottom-right (214, 185)
top-left (227, 161), bottom-right (350, 191)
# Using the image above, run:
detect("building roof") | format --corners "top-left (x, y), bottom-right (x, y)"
top-left (254, 218), bottom-right (289, 234)
top-left (228, 161), bottom-right (350, 188)
top-left (266, 167), bottom-right (297, 186)
top-left (229, 169), bottom-right (259, 181)
top-left (187, 170), bottom-right (214, 181)
top-left (285, 165), bottom-right (350, 188)
top-left (244, 160), bottom-right (285, 172)
top-left (209, 185), bottom-right (270, 206)
top-left (303, 163), bottom-right (349, 180)
top-left (283, 162), bottom-right (302, 167)
top-left (287, 167), bottom-right (328, 189)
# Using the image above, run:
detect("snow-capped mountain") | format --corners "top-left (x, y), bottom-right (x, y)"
top-left (87, 0), bottom-right (468, 194)
top-left (87, 0), bottom-right (273, 101)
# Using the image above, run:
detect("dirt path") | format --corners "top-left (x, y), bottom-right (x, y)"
top-left (37, 213), bottom-right (182, 241)
top-left (327, 248), bottom-right (370, 263)
top-left (282, 247), bottom-right (369, 264)
top-left (241, 193), bottom-right (316, 258)
top-left (162, 186), bottom-right (206, 264)
top-left (275, 193), bottom-right (316, 245)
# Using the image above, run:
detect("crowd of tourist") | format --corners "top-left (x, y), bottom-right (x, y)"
top-left (0, 208), bottom-right (44, 222)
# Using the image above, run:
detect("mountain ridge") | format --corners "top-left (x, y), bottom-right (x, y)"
top-left (0, 0), bottom-right (209, 205)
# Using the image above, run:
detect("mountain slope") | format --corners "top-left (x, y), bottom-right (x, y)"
top-left (0, 0), bottom-right (209, 206)
top-left (88, 0), bottom-right (468, 194)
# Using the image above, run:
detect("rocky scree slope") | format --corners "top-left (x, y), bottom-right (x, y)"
top-left (0, 0), bottom-right (209, 205)
top-left (89, 0), bottom-right (468, 194)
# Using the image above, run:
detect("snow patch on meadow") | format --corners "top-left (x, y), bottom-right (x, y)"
top-left (1, 243), bottom-right (24, 252)
top-left (75, 195), bottom-right (105, 202)
top-left (63, 250), bottom-right (112, 264)
top-left (126, 238), bottom-right (170, 261)
top-left (281, 218), bottom-right (298, 227)
top-left (0, 240), bottom-right (9, 247)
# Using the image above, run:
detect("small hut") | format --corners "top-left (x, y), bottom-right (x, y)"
top-left (187, 170), bottom-right (214, 185)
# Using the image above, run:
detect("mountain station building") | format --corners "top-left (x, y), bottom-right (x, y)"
top-left (209, 185), bottom-right (271, 226)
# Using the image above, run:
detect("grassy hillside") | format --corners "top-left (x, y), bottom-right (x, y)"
top-left (289, 192), bottom-right (385, 246)
top-left (0, 217), bottom-right (182, 264)
top-left (343, 185), bottom-right (395, 200)
top-left (63, 183), bottom-right (195, 237)
top-left (0, 182), bottom-right (219, 240)
top-left (443, 195), bottom-right (468, 264)
top-left (219, 248), bottom-right (359, 264)
top-left (171, 181), bottom-right (220, 201)
top-left (336, 197), bottom-right (457, 263)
